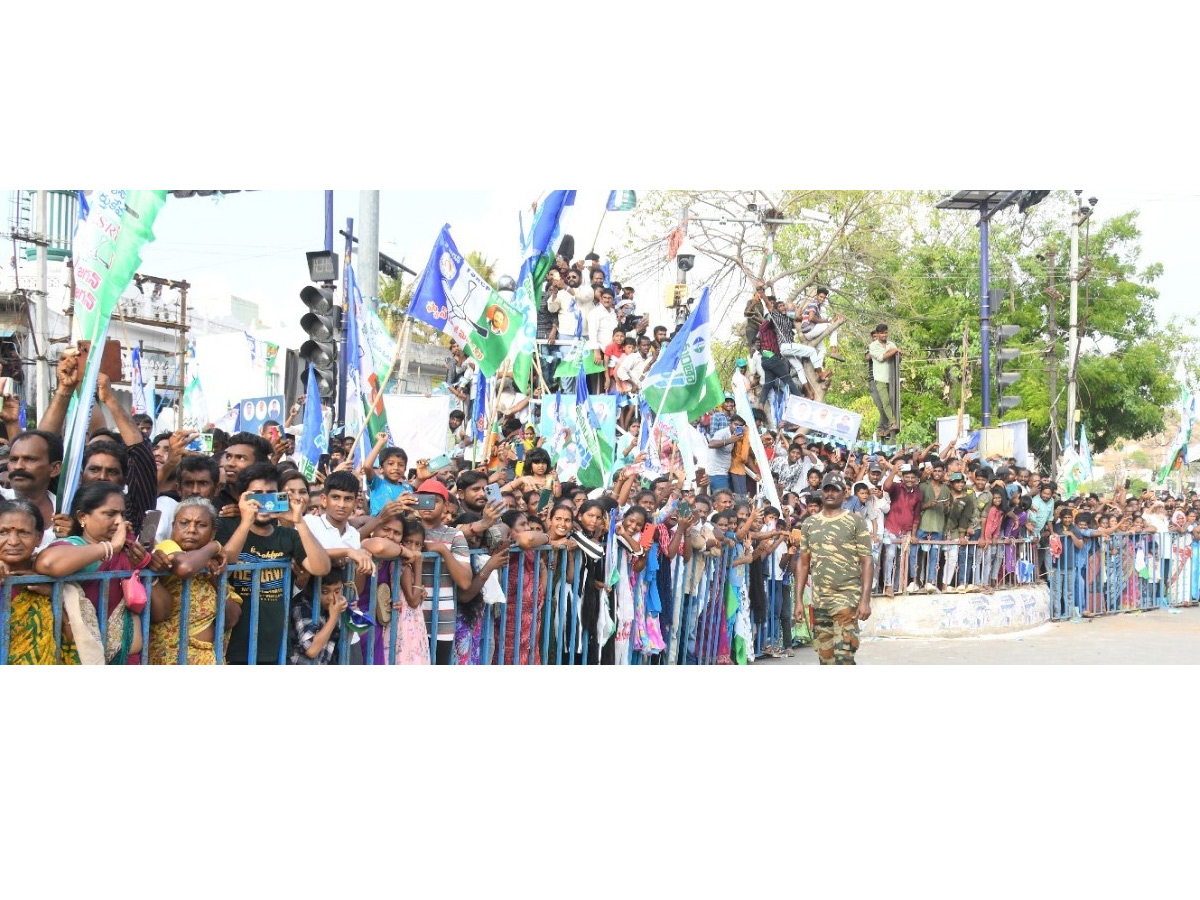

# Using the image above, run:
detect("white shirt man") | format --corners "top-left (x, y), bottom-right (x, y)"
top-left (547, 286), bottom-right (584, 342)
top-left (616, 341), bottom-right (655, 392)
top-left (587, 291), bottom-right (619, 353)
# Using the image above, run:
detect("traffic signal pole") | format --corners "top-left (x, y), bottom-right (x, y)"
top-left (324, 190), bottom-right (334, 253)
top-left (979, 200), bottom-right (992, 427)
top-left (338, 218), bottom-right (354, 429)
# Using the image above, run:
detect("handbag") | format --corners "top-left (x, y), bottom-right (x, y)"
top-left (122, 566), bottom-right (149, 615)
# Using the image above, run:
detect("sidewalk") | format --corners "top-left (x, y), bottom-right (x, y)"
top-left (762, 605), bottom-right (1200, 664)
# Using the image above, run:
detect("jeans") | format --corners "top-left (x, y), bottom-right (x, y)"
top-left (882, 531), bottom-right (906, 590)
top-left (942, 539), bottom-right (963, 587)
top-left (709, 473), bottom-right (731, 493)
top-left (911, 529), bottom-right (943, 585)
top-left (780, 340), bottom-right (826, 372)
top-left (731, 472), bottom-right (748, 497)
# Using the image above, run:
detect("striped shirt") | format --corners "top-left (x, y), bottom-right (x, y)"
top-left (422, 526), bottom-right (470, 642)
top-left (799, 300), bottom-right (820, 334)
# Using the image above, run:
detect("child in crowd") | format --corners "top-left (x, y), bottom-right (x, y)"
top-left (288, 565), bottom-right (348, 664)
top-left (393, 517), bottom-right (431, 665)
top-left (360, 433), bottom-right (412, 515)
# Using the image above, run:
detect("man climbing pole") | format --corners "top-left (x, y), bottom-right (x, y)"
top-left (867, 323), bottom-right (901, 437)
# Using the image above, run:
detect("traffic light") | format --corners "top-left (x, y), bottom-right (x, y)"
top-left (300, 285), bottom-right (339, 401)
top-left (995, 324), bottom-right (1021, 415)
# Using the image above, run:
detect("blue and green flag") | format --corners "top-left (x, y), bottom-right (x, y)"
top-left (60, 190), bottom-right (168, 512)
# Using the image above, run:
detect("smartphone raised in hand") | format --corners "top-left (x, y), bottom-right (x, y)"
top-left (485, 483), bottom-right (504, 507)
top-left (247, 491), bottom-right (290, 514)
top-left (139, 510), bottom-right (162, 545)
top-left (186, 433), bottom-right (214, 453)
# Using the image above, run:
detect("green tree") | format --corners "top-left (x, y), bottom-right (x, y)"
top-left (618, 191), bottom-right (1190, 461)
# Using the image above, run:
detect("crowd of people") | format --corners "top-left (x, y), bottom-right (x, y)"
top-left (1, 247), bottom-right (1196, 666)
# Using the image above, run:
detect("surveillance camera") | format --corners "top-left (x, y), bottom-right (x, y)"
top-left (676, 253), bottom-right (695, 273)
top-left (747, 202), bottom-right (759, 213)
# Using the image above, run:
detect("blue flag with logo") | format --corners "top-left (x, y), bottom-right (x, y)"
top-left (297, 363), bottom-right (328, 481)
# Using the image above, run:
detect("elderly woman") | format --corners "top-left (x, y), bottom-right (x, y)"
top-left (146, 497), bottom-right (241, 664)
top-left (1, 499), bottom-right (68, 664)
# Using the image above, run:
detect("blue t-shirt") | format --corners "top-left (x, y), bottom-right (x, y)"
top-left (367, 473), bottom-right (412, 516)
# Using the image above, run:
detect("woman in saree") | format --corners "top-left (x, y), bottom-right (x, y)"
top-left (35, 481), bottom-right (150, 665)
top-left (145, 497), bottom-right (241, 665)
top-left (1, 499), bottom-right (72, 665)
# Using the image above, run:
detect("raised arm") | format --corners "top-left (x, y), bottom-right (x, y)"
top-left (97, 373), bottom-right (147, 447)
top-left (37, 349), bottom-right (82, 436)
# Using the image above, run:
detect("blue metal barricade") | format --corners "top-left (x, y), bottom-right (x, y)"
top-left (0, 538), bottom-right (777, 666)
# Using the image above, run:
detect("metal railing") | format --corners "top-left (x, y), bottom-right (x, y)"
top-left (874, 535), bottom-right (1040, 595)
top-left (1047, 530), bottom-right (1200, 620)
top-left (18, 528), bottom-right (1167, 664)
top-left (0, 562), bottom-right (289, 666)
top-left (1, 545), bottom-right (775, 666)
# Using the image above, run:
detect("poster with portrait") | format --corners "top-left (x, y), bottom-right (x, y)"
top-left (782, 395), bottom-right (862, 445)
top-left (237, 394), bottom-right (286, 436)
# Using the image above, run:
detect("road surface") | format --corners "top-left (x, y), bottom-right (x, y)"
top-left (762, 605), bottom-right (1200, 664)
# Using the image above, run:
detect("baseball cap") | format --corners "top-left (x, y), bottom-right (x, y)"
top-left (820, 472), bottom-right (847, 491)
top-left (948, 472), bottom-right (965, 482)
top-left (416, 478), bottom-right (450, 501)
top-left (868, 463), bottom-right (883, 473)
top-left (736, 358), bottom-right (747, 367)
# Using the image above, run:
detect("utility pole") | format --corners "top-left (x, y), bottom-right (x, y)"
top-left (34, 190), bottom-right (49, 421)
top-left (957, 322), bottom-right (969, 438)
top-left (358, 190), bottom-right (380, 303)
top-left (1045, 248), bottom-right (1059, 477)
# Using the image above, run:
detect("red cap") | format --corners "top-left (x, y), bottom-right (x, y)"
top-left (416, 479), bottom-right (450, 501)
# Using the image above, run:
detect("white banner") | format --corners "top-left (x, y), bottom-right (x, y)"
top-left (782, 395), bottom-right (862, 445)
top-left (381, 394), bottom-right (452, 464)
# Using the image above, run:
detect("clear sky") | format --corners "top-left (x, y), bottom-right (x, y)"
top-left (130, 189), bottom-right (1198, 336)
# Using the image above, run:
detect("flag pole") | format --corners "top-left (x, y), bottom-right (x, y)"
top-left (348, 314), bottom-right (407, 454)
top-left (589, 209), bottom-right (609, 254)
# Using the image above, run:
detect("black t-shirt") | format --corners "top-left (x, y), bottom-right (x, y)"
top-left (216, 519), bottom-right (309, 664)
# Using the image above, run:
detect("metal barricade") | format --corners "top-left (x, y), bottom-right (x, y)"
top-left (0, 561), bottom-right (288, 665)
top-left (1, 541), bottom-right (769, 666)
top-left (871, 536), bottom-right (1039, 597)
top-left (1048, 530), bottom-right (1200, 620)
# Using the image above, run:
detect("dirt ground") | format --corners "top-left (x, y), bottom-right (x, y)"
top-left (763, 605), bottom-right (1200, 664)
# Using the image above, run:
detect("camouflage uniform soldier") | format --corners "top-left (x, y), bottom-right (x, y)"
top-left (792, 472), bottom-right (873, 664)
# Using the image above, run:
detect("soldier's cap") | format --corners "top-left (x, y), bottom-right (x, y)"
top-left (820, 472), bottom-right (847, 491)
